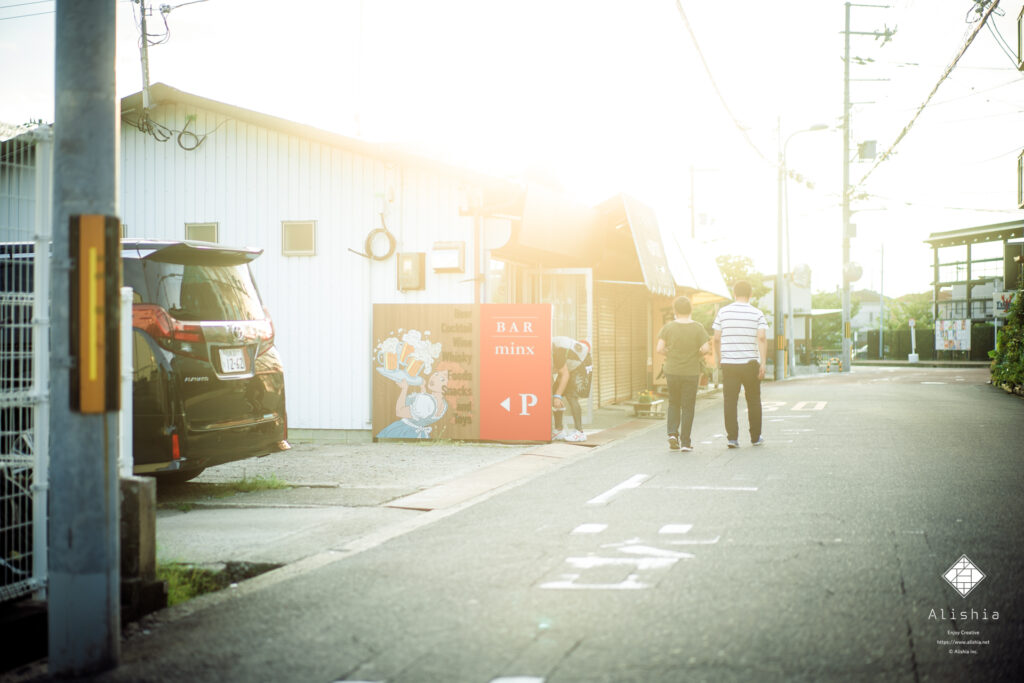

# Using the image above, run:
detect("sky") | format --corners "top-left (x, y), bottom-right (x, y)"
top-left (1, 0), bottom-right (1022, 297)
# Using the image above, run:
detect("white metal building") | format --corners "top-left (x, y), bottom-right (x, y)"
top-left (119, 84), bottom-right (516, 438)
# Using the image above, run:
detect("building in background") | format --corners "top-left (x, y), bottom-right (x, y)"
top-left (925, 220), bottom-right (1024, 324)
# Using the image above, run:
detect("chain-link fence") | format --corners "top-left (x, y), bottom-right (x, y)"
top-left (1, 127), bottom-right (51, 603)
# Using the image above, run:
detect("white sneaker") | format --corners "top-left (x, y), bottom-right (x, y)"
top-left (564, 430), bottom-right (587, 442)
top-left (551, 430), bottom-right (567, 441)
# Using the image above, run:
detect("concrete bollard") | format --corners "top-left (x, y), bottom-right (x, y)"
top-left (120, 476), bottom-right (166, 624)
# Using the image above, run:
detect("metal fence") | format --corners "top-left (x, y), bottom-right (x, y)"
top-left (1, 127), bottom-right (51, 603)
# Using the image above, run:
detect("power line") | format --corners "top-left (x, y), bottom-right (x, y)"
top-left (856, 0), bottom-right (1002, 188)
top-left (0, 9), bottom-right (50, 20)
top-left (984, 15), bottom-right (1018, 67)
top-left (0, 1), bottom-right (52, 9)
top-left (672, 0), bottom-right (769, 163)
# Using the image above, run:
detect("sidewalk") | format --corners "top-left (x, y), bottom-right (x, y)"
top-left (152, 402), bottom-right (681, 571)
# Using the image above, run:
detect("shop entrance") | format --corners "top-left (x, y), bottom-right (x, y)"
top-left (524, 268), bottom-right (594, 424)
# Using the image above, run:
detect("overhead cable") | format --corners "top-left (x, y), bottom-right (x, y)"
top-left (672, 0), bottom-right (769, 163)
top-left (856, 0), bottom-right (1002, 188)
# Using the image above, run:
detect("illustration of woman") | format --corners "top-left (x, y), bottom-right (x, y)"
top-left (376, 368), bottom-right (450, 439)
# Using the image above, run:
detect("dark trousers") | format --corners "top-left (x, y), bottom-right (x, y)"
top-left (552, 379), bottom-right (582, 431)
top-left (722, 361), bottom-right (762, 442)
top-left (665, 374), bottom-right (699, 447)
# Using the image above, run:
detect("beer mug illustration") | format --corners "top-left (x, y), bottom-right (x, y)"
top-left (376, 338), bottom-right (401, 371)
top-left (406, 357), bottom-right (424, 377)
top-left (399, 342), bottom-right (415, 365)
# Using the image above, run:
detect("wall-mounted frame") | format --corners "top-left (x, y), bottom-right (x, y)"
top-left (431, 241), bottom-right (465, 273)
top-left (283, 220), bottom-right (316, 256)
top-left (185, 222), bottom-right (218, 243)
top-left (397, 252), bottom-right (426, 290)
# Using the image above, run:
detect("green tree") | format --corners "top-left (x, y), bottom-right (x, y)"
top-left (990, 285), bottom-right (1024, 392)
top-left (886, 291), bottom-right (934, 330)
top-left (690, 254), bottom-right (771, 332)
top-left (715, 254), bottom-right (770, 301)
top-left (810, 290), bottom-right (860, 350)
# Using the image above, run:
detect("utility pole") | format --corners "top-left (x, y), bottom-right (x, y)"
top-left (842, 2), bottom-right (853, 372)
top-left (775, 118), bottom-right (786, 380)
top-left (49, 1), bottom-right (121, 675)
top-left (138, 0), bottom-right (151, 110)
top-left (841, 2), bottom-right (893, 372)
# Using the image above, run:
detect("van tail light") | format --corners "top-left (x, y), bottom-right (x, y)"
top-left (171, 433), bottom-right (181, 461)
top-left (133, 304), bottom-right (207, 359)
top-left (257, 307), bottom-right (275, 356)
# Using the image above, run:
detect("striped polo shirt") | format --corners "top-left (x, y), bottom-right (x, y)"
top-left (712, 302), bottom-right (768, 365)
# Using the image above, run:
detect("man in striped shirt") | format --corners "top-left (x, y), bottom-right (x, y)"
top-left (712, 280), bottom-right (768, 448)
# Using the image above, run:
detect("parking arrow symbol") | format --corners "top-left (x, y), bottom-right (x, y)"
top-left (500, 397), bottom-right (511, 412)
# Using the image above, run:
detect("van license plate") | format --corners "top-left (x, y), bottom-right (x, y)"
top-left (219, 348), bottom-right (246, 373)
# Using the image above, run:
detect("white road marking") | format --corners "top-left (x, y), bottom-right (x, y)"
top-left (491, 678), bottom-right (545, 683)
top-left (658, 524), bottom-right (694, 534)
top-left (571, 523), bottom-right (607, 534)
top-left (668, 535), bottom-right (721, 545)
top-left (792, 401), bottom-right (827, 411)
top-left (665, 485), bottom-right (758, 492)
top-left (921, 381), bottom-right (946, 385)
top-left (586, 474), bottom-right (650, 506)
top-left (564, 556), bottom-right (683, 570)
top-left (539, 573), bottom-right (649, 590)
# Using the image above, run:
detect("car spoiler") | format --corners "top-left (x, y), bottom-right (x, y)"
top-left (121, 239), bottom-right (263, 266)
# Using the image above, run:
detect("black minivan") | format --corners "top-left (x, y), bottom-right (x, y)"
top-left (1, 239), bottom-right (289, 482)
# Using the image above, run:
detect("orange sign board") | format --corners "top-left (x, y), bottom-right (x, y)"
top-left (479, 304), bottom-right (551, 441)
top-left (372, 304), bottom-right (551, 442)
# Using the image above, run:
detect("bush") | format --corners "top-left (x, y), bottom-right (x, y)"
top-left (990, 284), bottom-right (1024, 393)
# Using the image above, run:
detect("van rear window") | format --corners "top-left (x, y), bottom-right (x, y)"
top-left (124, 260), bottom-right (265, 322)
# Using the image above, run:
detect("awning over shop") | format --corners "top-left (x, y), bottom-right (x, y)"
top-left (488, 184), bottom-right (599, 267)
top-left (594, 194), bottom-right (676, 297)
top-left (664, 233), bottom-right (731, 304)
top-left (490, 188), bottom-right (677, 298)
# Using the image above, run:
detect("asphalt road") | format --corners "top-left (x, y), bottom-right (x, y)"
top-left (45, 367), bottom-right (1024, 682)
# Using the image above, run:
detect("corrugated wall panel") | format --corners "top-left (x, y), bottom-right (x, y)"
top-left (596, 288), bottom-right (616, 407)
top-left (594, 284), bottom-right (650, 405)
top-left (629, 291), bottom-right (648, 399)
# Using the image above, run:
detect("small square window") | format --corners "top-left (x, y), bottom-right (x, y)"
top-left (186, 222), bottom-right (218, 243)
top-left (283, 220), bottom-right (316, 256)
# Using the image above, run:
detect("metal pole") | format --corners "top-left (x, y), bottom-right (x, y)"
top-left (139, 0), bottom-right (151, 110)
top-left (841, 2), bottom-right (853, 372)
top-left (879, 244), bottom-right (884, 359)
top-left (775, 118), bottom-right (785, 380)
top-left (785, 164), bottom-right (793, 378)
top-left (50, 1), bottom-right (121, 675)
top-left (690, 164), bottom-right (696, 239)
top-left (782, 124), bottom-right (826, 378)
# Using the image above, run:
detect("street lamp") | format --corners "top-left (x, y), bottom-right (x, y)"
top-left (777, 123), bottom-right (828, 380)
